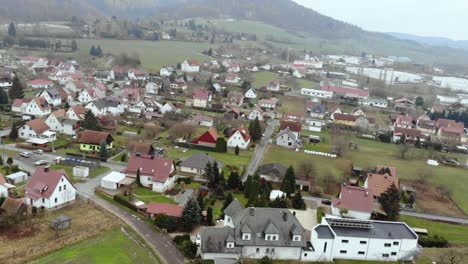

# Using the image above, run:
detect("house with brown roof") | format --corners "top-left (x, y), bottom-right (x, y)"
top-left (1, 197), bottom-right (28, 217)
top-left (393, 127), bottom-right (427, 144)
top-left (23, 97), bottom-right (51, 117)
top-left (227, 125), bottom-right (251, 150)
top-left (331, 186), bottom-right (374, 220)
top-left (124, 154), bottom-right (177, 192)
top-left (192, 127), bottom-right (220, 148)
top-left (25, 167), bottom-right (76, 210)
top-left (143, 202), bottom-right (183, 220)
top-left (248, 104), bottom-right (265, 121)
top-left (364, 166), bottom-right (399, 197)
top-left (181, 59), bottom-right (200, 72)
top-left (78, 130), bottom-right (114, 152)
top-left (226, 92), bottom-right (244, 107)
top-left (19, 119), bottom-right (56, 142)
top-left (191, 89), bottom-right (211, 108)
top-left (436, 118), bottom-right (465, 141)
top-left (66, 105), bottom-right (88, 120)
top-left (127, 141), bottom-right (155, 155)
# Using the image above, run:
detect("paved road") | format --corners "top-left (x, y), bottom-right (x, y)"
top-left (242, 119), bottom-right (277, 182)
top-left (303, 195), bottom-right (468, 225)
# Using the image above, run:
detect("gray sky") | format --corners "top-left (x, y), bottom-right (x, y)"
top-left (293, 0), bottom-right (467, 40)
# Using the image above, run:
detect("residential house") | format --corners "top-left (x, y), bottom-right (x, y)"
top-left (226, 92), bottom-right (244, 107)
top-left (181, 60), bottom-right (200, 72)
top-left (192, 89), bottom-right (211, 108)
top-left (331, 186), bottom-right (374, 220)
top-left (275, 128), bottom-right (299, 148)
top-left (193, 114), bottom-right (214, 127)
top-left (128, 69), bottom-right (149, 80)
top-left (416, 119), bottom-right (437, 136)
top-left (23, 97), bottom-right (51, 117)
top-left (258, 97), bottom-right (278, 110)
top-left (306, 100), bottom-right (326, 119)
top-left (227, 125), bottom-right (251, 150)
top-left (25, 167), bottom-right (76, 210)
top-left (224, 107), bottom-right (241, 121)
top-left (394, 115), bottom-right (415, 129)
top-left (27, 79), bottom-right (54, 89)
top-left (436, 118), bottom-right (465, 141)
top-left (245, 88), bottom-right (257, 99)
top-left (301, 88), bottom-right (333, 99)
top-left (330, 107), bottom-right (343, 120)
top-left (364, 166), bottom-right (399, 198)
top-left (225, 73), bottom-right (240, 84)
top-left (19, 119), bottom-right (56, 142)
top-left (179, 152), bottom-right (223, 175)
top-left (122, 88), bottom-right (141, 105)
top-left (145, 82), bottom-right (160, 95)
top-left (94, 71), bottom-right (111, 82)
top-left (160, 103), bottom-right (177, 114)
top-left (36, 88), bottom-right (62, 106)
top-left (307, 119), bottom-right (323, 132)
top-left (78, 88), bottom-right (98, 103)
top-left (266, 80), bottom-right (280, 91)
top-left (110, 67), bottom-right (128, 80)
top-left (66, 105), bottom-right (88, 120)
top-left (228, 63), bottom-right (241, 73)
top-left (170, 78), bottom-right (188, 90)
top-left (333, 114), bottom-right (375, 130)
top-left (321, 85), bottom-right (369, 99)
top-left (11, 98), bottom-right (31, 114)
top-left (258, 163), bottom-right (287, 183)
top-left (124, 155), bottom-right (177, 192)
top-left (394, 98), bottom-right (415, 113)
top-left (431, 104), bottom-right (448, 114)
top-left (245, 65), bottom-right (259, 72)
top-left (86, 98), bottom-right (124, 116)
top-left (393, 127), bottom-right (427, 144)
top-left (46, 109), bottom-right (67, 131)
top-left (127, 141), bottom-right (155, 155)
top-left (199, 200), bottom-right (307, 261)
top-left (310, 218), bottom-right (420, 262)
top-left (192, 127), bottom-right (220, 148)
top-left (1, 197), bottom-right (27, 217)
top-left (359, 98), bottom-right (388, 109)
top-left (145, 202), bottom-right (183, 220)
top-left (280, 120), bottom-right (302, 136)
top-left (160, 66), bottom-right (174, 77)
top-left (0, 174), bottom-right (15, 198)
top-left (248, 105), bottom-right (265, 121)
top-left (77, 130), bottom-right (114, 152)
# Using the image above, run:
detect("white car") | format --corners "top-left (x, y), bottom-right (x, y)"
top-left (20, 152), bottom-right (32, 158)
top-left (34, 160), bottom-right (48, 166)
top-left (33, 149), bottom-right (44, 155)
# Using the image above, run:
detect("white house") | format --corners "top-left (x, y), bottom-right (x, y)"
top-left (36, 88), bottom-right (62, 107)
top-left (309, 217), bottom-right (420, 262)
top-left (128, 69), bottom-right (149, 80)
top-left (307, 119), bottom-right (323, 132)
top-left (25, 167), bottom-right (76, 210)
top-left (248, 105), bottom-right (265, 121)
top-left (78, 88), bottom-right (99, 103)
top-left (86, 98), bottom-right (124, 116)
top-left (225, 74), bottom-right (241, 84)
top-left (359, 98), bottom-right (388, 109)
top-left (258, 98), bottom-right (278, 110)
top-left (124, 155), bottom-right (177, 193)
top-left (66, 105), bottom-right (88, 120)
top-left (227, 125), bottom-right (251, 150)
top-left (23, 97), bottom-right (51, 117)
top-left (19, 119), bottom-right (56, 142)
top-left (145, 82), bottom-right (160, 94)
top-left (181, 60), bottom-right (200, 72)
top-left (46, 109), bottom-right (67, 131)
top-left (179, 152), bottom-right (223, 175)
top-left (199, 200), bottom-right (307, 261)
top-left (160, 67), bottom-right (174, 77)
top-left (275, 128), bottom-right (298, 148)
top-left (245, 88), bottom-right (257, 99)
top-left (0, 174), bottom-right (15, 198)
top-left (160, 103), bottom-right (177, 114)
top-left (301, 88), bottom-right (333, 99)
top-left (11, 98), bottom-right (31, 114)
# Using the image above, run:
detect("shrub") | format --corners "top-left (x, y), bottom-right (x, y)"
top-left (418, 234), bottom-right (448, 248)
top-left (154, 214), bottom-right (178, 232)
top-left (317, 206), bottom-right (325, 223)
top-left (113, 195), bottom-right (137, 211)
top-left (177, 177), bottom-right (192, 184)
top-left (173, 234), bottom-right (198, 259)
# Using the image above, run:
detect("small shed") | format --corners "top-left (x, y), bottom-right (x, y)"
top-left (50, 215), bottom-right (71, 230)
top-left (6, 171), bottom-right (28, 184)
top-left (101, 172), bottom-right (126, 190)
top-left (73, 166), bottom-right (89, 178)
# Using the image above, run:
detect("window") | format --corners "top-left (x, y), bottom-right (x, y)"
top-left (267, 235), bottom-right (271, 240)
top-left (384, 243), bottom-right (391, 247)
top-left (271, 248), bottom-right (275, 254)
top-left (391, 252), bottom-right (397, 256)
top-left (360, 241), bottom-right (367, 244)
top-left (42, 198), bottom-right (45, 203)
top-left (341, 240), bottom-right (349, 243)
top-left (393, 241), bottom-right (399, 246)
top-left (54, 198), bottom-right (57, 203)
top-left (304, 253), bottom-right (308, 257)
top-left (358, 251), bottom-right (365, 255)
top-left (59, 186), bottom-right (62, 191)
top-left (256, 248), bottom-right (259, 254)
top-left (64, 185), bottom-right (66, 190)
top-left (323, 242), bottom-right (327, 253)
top-left (382, 254), bottom-right (389, 258)
top-left (266, 248), bottom-right (269, 254)
top-left (340, 250), bottom-right (347, 254)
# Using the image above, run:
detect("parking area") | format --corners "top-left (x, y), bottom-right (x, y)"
top-left (289, 207), bottom-right (317, 231)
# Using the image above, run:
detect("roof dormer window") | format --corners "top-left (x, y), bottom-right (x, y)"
top-left (242, 233), bottom-right (250, 240)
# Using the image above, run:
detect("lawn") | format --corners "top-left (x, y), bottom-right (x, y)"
top-left (133, 187), bottom-right (177, 205)
top-left (34, 228), bottom-right (158, 264)
top-left (250, 71), bottom-right (318, 91)
top-left (166, 147), bottom-right (253, 174)
top-left (49, 165), bottom-right (110, 182)
top-left (76, 39), bottom-right (211, 71)
top-left (279, 96), bottom-right (307, 113)
top-left (400, 215), bottom-right (468, 247)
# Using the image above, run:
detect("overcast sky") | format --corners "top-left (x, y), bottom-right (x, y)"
top-left (293, 0), bottom-right (467, 40)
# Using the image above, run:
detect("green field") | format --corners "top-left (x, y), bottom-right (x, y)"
top-left (34, 229), bottom-right (158, 264)
top-left (251, 71), bottom-right (317, 90)
top-left (133, 187), bottom-right (178, 204)
top-left (49, 165), bottom-right (110, 182)
top-left (400, 216), bottom-right (468, 247)
top-left (76, 39), bottom-right (211, 71)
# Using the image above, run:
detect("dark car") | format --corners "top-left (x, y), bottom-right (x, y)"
top-left (321, 199), bottom-right (332, 205)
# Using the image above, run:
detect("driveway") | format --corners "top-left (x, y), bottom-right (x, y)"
top-left (242, 119), bottom-right (278, 181)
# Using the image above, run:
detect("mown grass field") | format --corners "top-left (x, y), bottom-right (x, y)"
top-left (49, 164), bottom-right (110, 182)
top-left (133, 187), bottom-right (177, 204)
top-left (34, 228), bottom-right (158, 264)
top-left (76, 39), bottom-right (211, 71)
top-left (250, 71), bottom-right (317, 90)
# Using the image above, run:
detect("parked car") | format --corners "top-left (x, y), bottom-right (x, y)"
top-left (20, 152), bottom-right (32, 158)
top-left (33, 149), bottom-right (44, 155)
top-left (321, 199), bottom-right (332, 205)
top-left (34, 160), bottom-right (48, 166)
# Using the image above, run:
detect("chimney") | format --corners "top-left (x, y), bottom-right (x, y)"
top-left (282, 211), bottom-right (288, 222)
top-left (44, 167), bottom-right (49, 173)
top-left (249, 207), bottom-right (255, 216)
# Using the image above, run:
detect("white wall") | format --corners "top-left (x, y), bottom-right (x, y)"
top-left (242, 246), bottom-right (302, 260)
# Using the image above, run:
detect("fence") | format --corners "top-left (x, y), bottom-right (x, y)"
top-left (303, 149), bottom-right (337, 158)
top-left (58, 157), bottom-right (100, 169)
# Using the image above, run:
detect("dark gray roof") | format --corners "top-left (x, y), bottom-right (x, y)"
top-left (264, 220), bottom-right (280, 234)
top-left (325, 218), bottom-right (417, 240)
top-left (92, 98), bottom-right (120, 109)
top-left (223, 199), bottom-right (243, 217)
top-left (258, 163), bottom-right (287, 178)
top-left (46, 87), bottom-right (60, 98)
top-left (315, 225), bottom-right (335, 239)
top-left (179, 152), bottom-right (223, 170)
top-left (200, 227), bottom-right (242, 254)
top-left (214, 259), bottom-right (237, 264)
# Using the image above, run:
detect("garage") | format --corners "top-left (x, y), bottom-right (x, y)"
top-left (100, 172), bottom-right (126, 190)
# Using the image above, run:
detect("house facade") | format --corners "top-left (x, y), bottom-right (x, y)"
top-left (227, 125), bottom-right (251, 150)
top-left (77, 130), bottom-right (114, 152)
top-left (181, 60), bottom-right (200, 72)
top-left (125, 155), bottom-right (177, 192)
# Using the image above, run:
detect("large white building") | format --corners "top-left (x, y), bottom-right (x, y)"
top-left (300, 88), bottom-right (333, 99)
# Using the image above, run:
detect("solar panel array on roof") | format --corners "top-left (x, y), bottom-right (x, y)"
top-left (327, 218), bottom-right (373, 229)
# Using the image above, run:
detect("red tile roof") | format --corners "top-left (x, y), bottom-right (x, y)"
top-left (78, 130), bottom-right (113, 145)
top-left (25, 119), bottom-right (50, 134)
top-left (26, 167), bottom-right (75, 200)
top-left (125, 155), bottom-right (175, 183)
top-left (146, 202), bottom-right (183, 218)
top-left (193, 89), bottom-right (210, 100)
top-left (394, 127), bottom-right (425, 138)
top-left (334, 113), bottom-right (358, 122)
top-left (280, 120), bottom-right (302, 132)
top-left (366, 166), bottom-right (399, 197)
top-left (192, 127), bottom-right (220, 145)
top-left (332, 186), bottom-right (373, 213)
top-left (231, 125), bottom-right (251, 142)
top-left (28, 79), bottom-right (53, 85)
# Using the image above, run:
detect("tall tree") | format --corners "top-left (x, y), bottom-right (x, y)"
top-left (249, 117), bottom-right (262, 142)
top-left (9, 77), bottom-right (24, 100)
top-left (415, 96), bottom-right (424, 107)
top-left (247, 174), bottom-right (259, 206)
top-left (215, 137), bottom-right (227, 153)
top-left (7, 22), bottom-right (16, 37)
top-left (71, 40), bottom-right (78, 51)
top-left (96, 46), bottom-right (103, 57)
top-left (205, 207), bottom-right (213, 226)
top-left (81, 110), bottom-right (101, 131)
top-left (378, 184), bottom-right (401, 221)
top-left (8, 122), bottom-right (18, 140)
top-left (136, 169), bottom-right (142, 187)
top-left (243, 175), bottom-right (253, 198)
top-left (292, 191), bottom-right (306, 209)
top-left (181, 197), bottom-right (202, 231)
top-left (90, 45), bottom-right (96, 56)
top-left (99, 142), bottom-right (108, 158)
top-left (0, 89), bottom-right (8, 105)
top-left (281, 166), bottom-right (296, 196)
top-left (227, 171), bottom-right (242, 190)
top-left (197, 193), bottom-right (204, 210)
top-left (235, 145), bottom-right (240, 155)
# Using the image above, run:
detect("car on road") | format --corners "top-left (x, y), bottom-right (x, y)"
top-left (321, 199), bottom-right (332, 205)
top-left (34, 160), bottom-right (48, 166)
top-left (20, 152), bottom-right (32, 158)
top-left (33, 149), bottom-right (44, 155)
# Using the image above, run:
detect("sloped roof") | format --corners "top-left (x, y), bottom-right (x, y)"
top-left (332, 185), bottom-right (373, 213)
top-left (127, 141), bottom-right (154, 154)
top-left (1, 197), bottom-right (24, 216)
top-left (78, 130), bottom-right (113, 145)
top-left (223, 198), bottom-right (243, 216)
top-left (146, 202), bottom-right (183, 218)
top-left (26, 167), bottom-right (75, 200)
top-left (125, 155), bottom-right (174, 183)
top-left (180, 152), bottom-right (223, 170)
top-left (280, 120), bottom-right (302, 132)
top-left (25, 119), bottom-right (50, 134)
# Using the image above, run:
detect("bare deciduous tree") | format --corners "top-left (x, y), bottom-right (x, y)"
top-left (169, 123), bottom-right (197, 140)
top-left (298, 160), bottom-right (316, 179)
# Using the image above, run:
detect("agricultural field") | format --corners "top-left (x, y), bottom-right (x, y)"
top-left (250, 71), bottom-right (318, 90)
top-left (34, 228), bottom-right (158, 264)
top-left (76, 39), bottom-right (211, 71)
